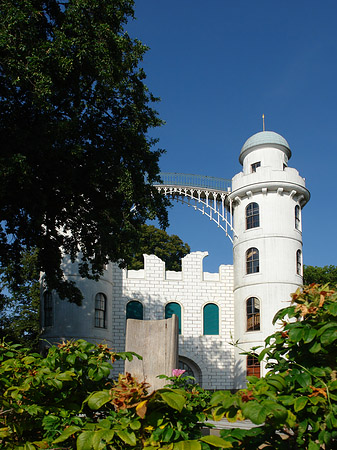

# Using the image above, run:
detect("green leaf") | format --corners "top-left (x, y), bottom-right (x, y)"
top-left (23, 443), bottom-right (36, 450)
top-left (159, 390), bottom-right (185, 412)
top-left (77, 431), bottom-right (95, 450)
top-left (294, 396), bottom-right (308, 412)
top-left (242, 402), bottom-right (267, 424)
top-left (302, 327), bottom-right (317, 343)
top-left (309, 341), bottom-right (322, 353)
top-left (87, 390), bottom-right (111, 410)
top-left (116, 430), bottom-right (137, 446)
top-left (200, 435), bottom-right (232, 448)
top-left (173, 440), bottom-right (201, 450)
top-left (320, 327), bottom-right (337, 345)
top-left (288, 325), bottom-right (304, 342)
top-left (327, 302), bottom-right (337, 316)
top-left (296, 372), bottom-right (312, 388)
top-left (53, 426), bottom-right (82, 443)
top-left (92, 430), bottom-right (115, 450)
top-left (308, 441), bottom-right (320, 450)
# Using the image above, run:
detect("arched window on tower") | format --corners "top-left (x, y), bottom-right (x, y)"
top-left (246, 297), bottom-right (260, 331)
top-left (126, 301), bottom-right (143, 321)
top-left (203, 303), bottom-right (219, 335)
top-left (296, 250), bottom-right (302, 276)
top-left (247, 354), bottom-right (260, 377)
top-left (246, 248), bottom-right (259, 274)
top-left (165, 302), bottom-right (181, 334)
top-left (295, 205), bottom-right (301, 230)
top-left (246, 202), bottom-right (260, 229)
top-left (43, 291), bottom-right (53, 327)
top-left (95, 293), bottom-right (107, 328)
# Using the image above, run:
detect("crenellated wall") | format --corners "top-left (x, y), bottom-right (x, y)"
top-left (111, 252), bottom-right (234, 389)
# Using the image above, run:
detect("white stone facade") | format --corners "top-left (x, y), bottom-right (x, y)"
top-left (41, 130), bottom-right (310, 390)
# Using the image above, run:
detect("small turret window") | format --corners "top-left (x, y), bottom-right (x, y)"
top-left (246, 248), bottom-right (259, 274)
top-left (247, 297), bottom-right (260, 331)
top-left (95, 293), bottom-right (107, 328)
top-left (246, 202), bottom-right (259, 229)
top-left (295, 205), bottom-right (301, 230)
top-left (251, 162), bottom-right (261, 172)
top-left (296, 250), bottom-right (302, 276)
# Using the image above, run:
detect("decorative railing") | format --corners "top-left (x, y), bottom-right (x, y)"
top-left (154, 172), bottom-right (231, 192)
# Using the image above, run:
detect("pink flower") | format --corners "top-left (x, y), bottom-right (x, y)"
top-left (172, 369), bottom-right (186, 377)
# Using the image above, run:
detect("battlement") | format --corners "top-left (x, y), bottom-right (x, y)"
top-left (124, 251), bottom-right (232, 282)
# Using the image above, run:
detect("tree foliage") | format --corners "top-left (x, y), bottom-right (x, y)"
top-left (0, 0), bottom-right (168, 303)
top-left (303, 265), bottom-right (337, 286)
top-left (0, 249), bottom-right (40, 350)
top-left (128, 225), bottom-right (191, 271)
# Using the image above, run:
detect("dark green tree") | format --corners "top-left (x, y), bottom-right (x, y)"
top-left (0, 0), bottom-right (168, 304)
top-left (128, 225), bottom-right (190, 271)
top-left (303, 265), bottom-right (337, 286)
top-left (0, 249), bottom-right (40, 350)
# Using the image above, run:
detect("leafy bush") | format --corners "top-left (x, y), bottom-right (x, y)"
top-left (210, 284), bottom-right (337, 449)
top-left (0, 340), bottom-right (230, 449)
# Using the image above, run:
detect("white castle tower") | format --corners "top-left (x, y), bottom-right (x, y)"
top-left (228, 131), bottom-right (310, 388)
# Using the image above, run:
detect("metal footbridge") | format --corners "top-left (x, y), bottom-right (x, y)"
top-left (153, 173), bottom-right (236, 242)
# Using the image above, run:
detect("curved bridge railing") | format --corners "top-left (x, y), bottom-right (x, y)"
top-left (154, 172), bottom-right (236, 243)
top-left (154, 172), bottom-right (232, 192)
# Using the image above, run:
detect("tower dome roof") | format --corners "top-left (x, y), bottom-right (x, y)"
top-left (239, 131), bottom-right (291, 164)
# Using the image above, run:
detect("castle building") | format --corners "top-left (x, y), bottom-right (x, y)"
top-left (41, 130), bottom-right (310, 390)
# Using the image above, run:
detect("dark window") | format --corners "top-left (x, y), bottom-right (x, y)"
top-left (246, 248), bottom-right (259, 274)
top-left (126, 300), bottom-right (143, 320)
top-left (297, 250), bottom-right (302, 275)
top-left (95, 293), bottom-right (107, 328)
top-left (203, 303), bottom-right (219, 335)
top-left (247, 297), bottom-right (260, 331)
top-left (251, 162), bottom-right (261, 172)
top-left (295, 205), bottom-right (300, 230)
top-left (246, 202), bottom-right (260, 229)
top-left (44, 291), bottom-right (53, 327)
top-left (247, 355), bottom-right (260, 377)
top-left (165, 302), bottom-right (181, 334)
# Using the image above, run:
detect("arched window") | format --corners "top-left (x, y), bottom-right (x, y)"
top-left (203, 303), bottom-right (219, 335)
top-left (296, 250), bottom-right (302, 275)
top-left (247, 354), bottom-right (260, 377)
top-left (95, 293), bottom-right (107, 328)
top-left (246, 248), bottom-right (259, 274)
top-left (246, 202), bottom-right (259, 229)
top-left (246, 297), bottom-right (260, 331)
top-left (295, 205), bottom-right (301, 230)
top-left (165, 302), bottom-right (181, 334)
top-left (44, 291), bottom-right (53, 327)
top-left (126, 301), bottom-right (143, 320)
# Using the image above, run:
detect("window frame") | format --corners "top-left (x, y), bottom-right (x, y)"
top-left (295, 205), bottom-right (301, 231)
top-left (203, 303), bottom-right (220, 335)
top-left (246, 297), bottom-right (260, 332)
top-left (247, 354), bottom-right (260, 377)
top-left (126, 300), bottom-right (144, 321)
top-left (296, 249), bottom-right (302, 276)
top-left (246, 202), bottom-right (260, 229)
top-left (251, 161), bottom-right (261, 172)
top-left (246, 247), bottom-right (259, 274)
top-left (165, 302), bottom-right (182, 334)
top-left (43, 291), bottom-right (53, 327)
top-left (95, 293), bottom-right (107, 328)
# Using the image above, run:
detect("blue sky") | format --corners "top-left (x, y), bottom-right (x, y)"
top-left (127, 0), bottom-right (337, 272)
